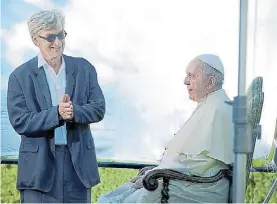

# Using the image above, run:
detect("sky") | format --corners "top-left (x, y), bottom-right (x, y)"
top-left (1, 0), bottom-right (277, 161)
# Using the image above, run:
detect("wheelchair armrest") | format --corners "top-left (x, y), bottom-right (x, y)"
top-left (142, 168), bottom-right (233, 191)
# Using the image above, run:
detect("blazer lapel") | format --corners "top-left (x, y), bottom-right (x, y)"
top-left (32, 57), bottom-right (52, 108)
top-left (64, 55), bottom-right (75, 99)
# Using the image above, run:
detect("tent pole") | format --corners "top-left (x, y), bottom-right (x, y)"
top-left (233, 0), bottom-right (250, 203)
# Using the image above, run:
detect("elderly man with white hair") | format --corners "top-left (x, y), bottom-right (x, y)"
top-left (7, 10), bottom-right (105, 203)
top-left (97, 54), bottom-right (234, 203)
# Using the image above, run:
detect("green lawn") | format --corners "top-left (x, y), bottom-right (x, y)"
top-left (1, 165), bottom-right (276, 203)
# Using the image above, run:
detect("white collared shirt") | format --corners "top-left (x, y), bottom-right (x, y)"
top-left (38, 53), bottom-right (67, 145)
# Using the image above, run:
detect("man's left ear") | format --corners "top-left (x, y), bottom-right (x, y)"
top-left (32, 36), bottom-right (39, 47)
top-left (208, 76), bottom-right (216, 89)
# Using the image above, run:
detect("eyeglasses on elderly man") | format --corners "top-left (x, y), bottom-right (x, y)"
top-left (39, 30), bottom-right (67, 42)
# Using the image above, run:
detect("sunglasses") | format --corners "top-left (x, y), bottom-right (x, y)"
top-left (39, 31), bottom-right (67, 42)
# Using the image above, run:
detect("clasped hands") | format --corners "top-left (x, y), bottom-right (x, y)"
top-left (58, 94), bottom-right (74, 120)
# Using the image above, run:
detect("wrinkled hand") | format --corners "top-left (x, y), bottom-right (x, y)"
top-left (130, 175), bottom-right (142, 183)
top-left (58, 94), bottom-right (74, 120)
top-left (133, 177), bottom-right (144, 189)
top-left (131, 167), bottom-right (154, 187)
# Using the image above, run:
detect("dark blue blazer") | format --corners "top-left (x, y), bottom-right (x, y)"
top-left (7, 55), bottom-right (106, 192)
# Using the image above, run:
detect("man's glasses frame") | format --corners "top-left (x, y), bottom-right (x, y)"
top-left (39, 30), bottom-right (67, 43)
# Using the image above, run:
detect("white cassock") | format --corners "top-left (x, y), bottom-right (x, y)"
top-left (97, 89), bottom-right (234, 203)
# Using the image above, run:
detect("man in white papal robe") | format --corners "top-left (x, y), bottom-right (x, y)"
top-left (97, 54), bottom-right (234, 203)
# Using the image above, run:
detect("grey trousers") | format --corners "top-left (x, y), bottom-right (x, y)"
top-left (20, 145), bottom-right (91, 203)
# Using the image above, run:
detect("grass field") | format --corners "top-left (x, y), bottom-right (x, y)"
top-left (1, 165), bottom-right (276, 203)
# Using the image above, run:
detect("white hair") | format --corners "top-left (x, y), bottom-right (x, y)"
top-left (201, 62), bottom-right (224, 88)
top-left (27, 10), bottom-right (65, 37)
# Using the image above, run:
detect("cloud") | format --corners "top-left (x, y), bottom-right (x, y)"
top-left (2, 23), bottom-right (37, 69)
top-left (24, 0), bottom-right (54, 9)
top-left (61, 0), bottom-right (241, 160)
